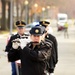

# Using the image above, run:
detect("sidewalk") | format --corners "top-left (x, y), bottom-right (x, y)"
top-left (0, 56), bottom-right (11, 75)
top-left (0, 30), bottom-right (17, 38)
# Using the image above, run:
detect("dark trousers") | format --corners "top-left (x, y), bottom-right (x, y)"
top-left (11, 62), bottom-right (17, 75)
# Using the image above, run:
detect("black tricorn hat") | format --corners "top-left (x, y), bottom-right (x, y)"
top-left (39, 21), bottom-right (50, 28)
top-left (16, 21), bottom-right (26, 27)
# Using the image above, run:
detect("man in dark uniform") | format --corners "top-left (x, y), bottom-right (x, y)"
top-left (7, 26), bottom-right (52, 75)
top-left (5, 21), bottom-right (28, 75)
top-left (39, 21), bottom-right (58, 75)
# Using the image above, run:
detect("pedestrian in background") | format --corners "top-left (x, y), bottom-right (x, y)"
top-left (5, 21), bottom-right (27, 75)
top-left (7, 26), bottom-right (52, 75)
top-left (64, 22), bottom-right (69, 38)
top-left (39, 21), bottom-right (58, 75)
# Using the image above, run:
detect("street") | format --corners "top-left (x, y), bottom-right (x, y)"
top-left (54, 25), bottom-right (75, 75)
top-left (0, 25), bottom-right (75, 75)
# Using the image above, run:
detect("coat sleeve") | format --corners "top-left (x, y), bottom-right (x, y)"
top-left (8, 47), bottom-right (21, 62)
top-left (5, 36), bottom-right (13, 52)
top-left (54, 37), bottom-right (58, 64)
top-left (22, 47), bottom-right (39, 61)
top-left (23, 42), bottom-right (52, 62)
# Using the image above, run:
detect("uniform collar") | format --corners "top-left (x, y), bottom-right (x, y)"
top-left (16, 33), bottom-right (25, 38)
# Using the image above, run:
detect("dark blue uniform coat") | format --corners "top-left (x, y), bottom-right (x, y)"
top-left (45, 33), bottom-right (58, 71)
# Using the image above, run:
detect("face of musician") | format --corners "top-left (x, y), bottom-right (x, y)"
top-left (16, 21), bottom-right (26, 35)
top-left (30, 35), bottom-right (42, 43)
top-left (17, 27), bottom-right (25, 35)
top-left (29, 26), bottom-right (45, 43)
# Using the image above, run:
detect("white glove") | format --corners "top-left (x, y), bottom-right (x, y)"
top-left (19, 38), bottom-right (30, 49)
top-left (12, 38), bottom-right (20, 49)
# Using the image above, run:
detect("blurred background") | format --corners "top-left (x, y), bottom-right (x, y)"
top-left (0, 0), bottom-right (75, 32)
top-left (0, 0), bottom-right (75, 75)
